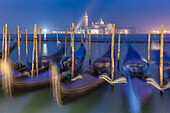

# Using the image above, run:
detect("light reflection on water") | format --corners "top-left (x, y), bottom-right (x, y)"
top-left (43, 43), bottom-right (48, 56)
top-left (44, 33), bottom-right (47, 40)
top-left (43, 33), bottom-right (48, 56)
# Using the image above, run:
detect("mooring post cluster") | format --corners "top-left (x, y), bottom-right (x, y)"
top-left (0, 22), bottom-right (167, 97)
top-left (31, 24), bottom-right (39, 77)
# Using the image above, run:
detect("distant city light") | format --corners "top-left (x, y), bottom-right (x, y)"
top-left (43, 29), bottom-right (47, 33)
top-left (152, 30), bottom-right (170, 34)
top-left (164, 30), bottom-right (167, 33)
top-left (125, 30), bottom-right (128, 34)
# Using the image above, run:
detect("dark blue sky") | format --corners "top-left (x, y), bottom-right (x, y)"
top-left (0, 0), bottom-right (170, 33)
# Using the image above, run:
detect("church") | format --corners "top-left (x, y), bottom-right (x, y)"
top-left (83, 11), bottom-right (137, 34)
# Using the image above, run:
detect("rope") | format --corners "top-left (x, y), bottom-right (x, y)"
top-left (146, 78), bottom-right (163, 91)
top-left (146, 77), bottom-right (170, 90)
top-left (99, 74), bottom-right (127, 85)
top-left (98, 72), bottom-right (170, 90)
top-left (24, 71), bottom-right (31, 77)
top-left (151, 61), bottom-right (156, 64)
top-left (67, 72), bottom-right (127, 84)
top-left (141, 57), bottom-right (155, 64)
top-left (164, 82), bottom-right (170, 89)
top-left (141, 57), bottom-right (147, 63)
top-left (71, 75), bottom-right (83, 81)
top-left (68, 72), bottom-right (127, 84)
top-left (58, 40), bottom-right (61, 44)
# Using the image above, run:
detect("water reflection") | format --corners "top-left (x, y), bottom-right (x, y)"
top-left (43, 33), bottom-right (48, 56)
top-left (127, 76), bottom-right (141, 113)
top-left (44, 33), bottom-right (46, 40)
top-left (151, 34), bottom-right (160, 50)
top-left (43, 43), bottom-right (48, 56)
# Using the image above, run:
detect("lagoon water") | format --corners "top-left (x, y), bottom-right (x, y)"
top-left (0, 34), bottom-right (170, 113)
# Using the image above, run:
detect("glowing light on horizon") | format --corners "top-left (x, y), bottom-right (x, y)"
top-left (43, 29), bottom-right (47, 33)
top-left (164, 30), bottom-right (167, 33)
top-left (156, 31), bottom-right (160, 34)
top-left (125, 30), bottom-right (128, 34)
top-left (43, 29), bottom-right (47, 40)
top-left (152, 29), bottom-right (170, 34)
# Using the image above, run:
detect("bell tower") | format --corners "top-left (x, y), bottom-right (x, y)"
top-left (84, 11), bottom-right (88, 28)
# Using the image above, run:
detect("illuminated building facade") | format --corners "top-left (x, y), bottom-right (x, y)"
top-left (86, 18), bottom-right (112, 34)
top-left (84, 12), bottom-right (136, 34)
top-left (115, 27), bottom-right (137, 34)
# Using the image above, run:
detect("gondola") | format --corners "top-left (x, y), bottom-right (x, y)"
top-left (122, 45), bottom-right (152, 104)
top-left (0, 44), bottom-right (64, 86)
top-left (53, 45), bottom-right (113, 105)
top-left (12, 44), bottom-right (86, 91)
top-left (0, 41), bottom-right (17, 58)
top-left (14, 44), bottom-right (65, 72)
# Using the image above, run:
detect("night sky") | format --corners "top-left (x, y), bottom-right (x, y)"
top-left (0, 0), bottom-right (170, 33)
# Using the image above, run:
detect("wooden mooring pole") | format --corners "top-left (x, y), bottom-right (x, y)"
top-left (111, 23), bottom-right (116, 88)
top-left (147, 28), bottom-right (151, 66)
top-left (71, 23), bottom-right (75, 79)
top-left (31, 24), bottom-right (37, 77)
top-left (8, 28), bottom-right (11, 60)
top-left (2, 26), bottom-right (5, 60)
top-left (84, 31), bottom-right (85, 43)
top-left (36, 26), bottom-right (38, 76)
top-left (160, 24), bottom-right (164, 95)
top-left (4, 24), bottom-right (8, 61)
top-left (26, 29), bottom-right (28, 62)
top-left (65, 29), bottom-right (67, 58)
top-left (18, 25), bottom-right (21, 67)
top-left (81, 32), bottom-right (83, 44)
top-left (89, 30), bottom-right (91, 65)
top-left (39, 28), bottom-right (41, 58)
top-left (117, 29), bottom-right (121, 71)
top-left (57, 32), bottom-right (58, 52)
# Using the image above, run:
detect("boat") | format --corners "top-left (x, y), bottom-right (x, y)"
top-left (52, 45), bottom-right (113, 105)
top-left (0, 41), bottom-right (17, 58)
top-left (14, 44), bottom-right (65, 72)
top-left (12, 44), bottom-right (86, 91)
top-left (122, 44), bottom-right (152, 104)
top-left (0, 43), bottom-right (64, 87)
